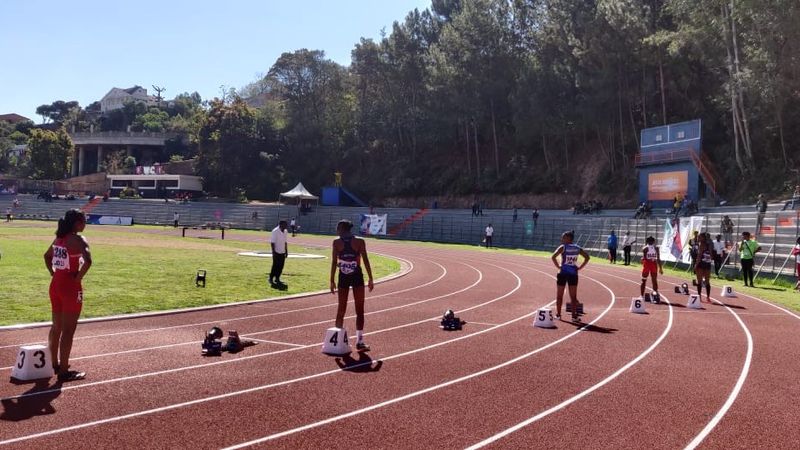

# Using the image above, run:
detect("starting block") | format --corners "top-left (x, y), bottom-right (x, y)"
top-left (687, 294), bottom-right (702, 309)
top-left (721, 285), bottom-right (736, 298)
top-left (630, 297), bottom-right (647, 314)
top-left (681, 283), bottom-right (690, 295)
top-left (201, 327), bottom-right (224, 356)
top-left (651, 292), bottom-right (661, 304)
top-left (565, 301), bottom-right (584, 315)
top-left (644, 293), bottom-right (652, 303)
top-left (440, 309), bottom-right (463, 331)
top-left (674, 286), bottom-right (681, 294)
top-left (11, 344), bottom-right (54, 381)
top-left (196, 269), bottom-right (207, 288)
top-left (533, 308), bottom-right (556, 329)
top-left (322, 327), bottom-right (351, 355)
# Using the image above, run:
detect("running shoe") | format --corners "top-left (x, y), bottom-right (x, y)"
top-left (356, 342), bottom-right (370, 351)
top-left (57, 370), bottom-right (85, 382)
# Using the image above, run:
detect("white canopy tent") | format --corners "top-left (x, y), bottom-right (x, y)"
top-left (279, 182), bottom-right (318, 207)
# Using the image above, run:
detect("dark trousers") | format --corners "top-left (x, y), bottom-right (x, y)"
top-left (714, 254), bottom-right (722, 276)
top-left (623, 245), bottom-right (632, 265)
top-left (270, 252), bottom-right (286, 283)
top-left (485, 236), bottom-right (493, 248)
top-left (608, 247), bottom-right (617, 263)
top-left (741, 258), bottom-right (755, 286)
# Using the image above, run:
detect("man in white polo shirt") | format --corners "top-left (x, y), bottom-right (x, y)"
top-left (269, 220), bottom-right (288, 287)
top-left (485, 223), bottom-right (494, 248)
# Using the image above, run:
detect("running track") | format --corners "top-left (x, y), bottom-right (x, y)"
top-left (2, 230), bottom-right (800, 449)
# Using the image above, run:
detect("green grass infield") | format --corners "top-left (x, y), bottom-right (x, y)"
top-left (0, 222), bottom-right (401, 325)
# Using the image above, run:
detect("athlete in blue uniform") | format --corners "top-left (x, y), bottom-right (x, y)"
top-left (330, 220), bottom-right (374, 350)
top-left (551, 231), bottom-right (590, 321)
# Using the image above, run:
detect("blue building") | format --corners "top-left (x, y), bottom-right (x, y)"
top-left (636, 119), bottom-right (720, 208)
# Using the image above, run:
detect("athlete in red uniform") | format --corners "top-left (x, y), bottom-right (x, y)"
top-left (43, 209), bottom-right (92, 381)
top-left (330, 220), bottom-right (374, 351)
top-left (640, 236), bottom-right (663, 297)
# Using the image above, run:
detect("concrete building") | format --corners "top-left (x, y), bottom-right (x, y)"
top-left (100, 86), bottom-right (155, 113)
top-left (68, 128), bottom-right (179, 176)
top-left (0, 113), bottom-right (32, 124)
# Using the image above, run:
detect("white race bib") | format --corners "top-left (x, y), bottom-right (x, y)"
top-left (52, 245), bottom-right (70, 271)
top-left (338, 259), bottom-right (358, 275)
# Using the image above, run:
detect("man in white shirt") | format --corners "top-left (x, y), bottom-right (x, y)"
top-left (269, 220), bottom-right (289, 286)
top-left (290, 218), bottom-right (297, 237)
top-left (620, 230), bottom-right (637, 266)
top-left (173, 212), bottom-right (180, 228)
top-left (485, 224), bottom-right (494, 248)
top-left (713, 234), bottom-right (726, 276)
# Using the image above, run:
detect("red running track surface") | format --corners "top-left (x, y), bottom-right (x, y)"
top-left (1, 231), bottom-right (800, 449)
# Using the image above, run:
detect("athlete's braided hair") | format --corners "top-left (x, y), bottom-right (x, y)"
top-left (56, 209), bottom-right (85, 238)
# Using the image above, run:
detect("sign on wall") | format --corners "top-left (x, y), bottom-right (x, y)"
top-left (360, 214), bottom-right (387, 236)
top-left (648, 171), bottom-right (688, 201)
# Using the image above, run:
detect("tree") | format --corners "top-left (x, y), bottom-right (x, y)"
top-left (35, 100), bottom-right (80, 125)
top-left (26, 128), bottom-right (73, 179)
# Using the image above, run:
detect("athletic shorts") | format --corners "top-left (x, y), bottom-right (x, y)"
top-left (49, 274), bottom-right (83, 314)
top-left (796, 263), bottom-right (800, 276)
top-left (697, 261), bottom-right (712, 271)
top-left (556, 272), bottom-right (578, 286)
top-left (338, 268), bottom-right (365, 290)
top-left (642, 261), bottom-right (658, 277)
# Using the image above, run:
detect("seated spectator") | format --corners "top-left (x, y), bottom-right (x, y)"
top-left (782, 185), bottom-right (800, 211)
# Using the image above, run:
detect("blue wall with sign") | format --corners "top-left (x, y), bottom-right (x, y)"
top-left (638, 120), bottom-right (703, 208)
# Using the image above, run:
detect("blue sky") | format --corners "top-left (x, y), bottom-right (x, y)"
top-left (0, 0), bottom-right (430, 123)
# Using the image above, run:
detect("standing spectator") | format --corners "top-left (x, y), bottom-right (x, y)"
top-left (782, 185), bottom-right (800, 211)
top-left (471, 202), bottom-right (478, 217)
top-left (269, 220), bottom-right (289, 287)
top-left (512, 208), bottom-right (518, 222)
top-left (791, 237), bottom-right (800, 291)
top-left (173, 211), bottom-right (179, 228)
top-left (739, 231), bottom-right (761, 287)
top-left (621, 231), bottom-right (636, 266)
top-left (756, 194), bottom-right (767, 235)
top-left (290, 217), bottom-right (297, 237)
top-left (721, 215), bottom-right (735, 248)
top-left (687, 230), bottom-right (700, 271)
top-left (713, 234), bottom-right (726, 276)
top-left (477, 203), bottom-right (483, 216)
top-left (532, 208), bottom-right (539, 227)
top-left (607, 230), bottom-right (618, 264)
top-left (5, 207), bottom-right (12, 222)
top-left (484, 223), bottom-right (494, 248)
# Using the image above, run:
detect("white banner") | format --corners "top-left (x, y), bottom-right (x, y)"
top-left (659, 216), bottom-right (704, 263)
top-left (87, 214), bottom-right (134, 226)
top-left (360, 214), bottom-right (387, 236)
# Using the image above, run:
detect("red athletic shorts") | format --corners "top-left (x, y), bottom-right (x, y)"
top-left (49, 273), bottom-right (83, 314)
top-left (642, 260), bottom-right (659, 278)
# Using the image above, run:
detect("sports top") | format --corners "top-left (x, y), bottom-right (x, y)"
top-left (52, 236), bottom-right (82, 275)
top-left (644, 244), bottom-right (658, 261)
top-left (560, 243), bottom-right (581, 275)
top-left (337, 235), bottom-right (361, 275)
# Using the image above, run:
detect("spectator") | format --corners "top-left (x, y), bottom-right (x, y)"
top-left (5, 207), bottom-right (11, 222)
top-left (477, 203), bottom-right (483, 216)
top-left (269, 220), bottom-right (289, 287)
top-left (782, 185), bottom-right (800, 211)
top-left (471, 202), bottom-right (478, 217)
top-left (290, 217), bottom-right (297, 237)
top-left (721, 215), bottom-right (735, 247)
top-left (532, 208), bottom-right (539, 227)
top-left (173, 212), bottom-right (180, 228)
top-left (739, 231), bottom-right (761, 287)
top-left (687, 230), bottom-right (700, 271)
top-left (484, 223), bottom-right (494, 248)
top-left (713, 234), bottom-right (726, 276)
top-left (512, 208), bottom-right (518, 222)
top-left (621, 231), bottom-right (636, 266)
top-left (791, 237), bottom-right (800, 291)
top-left (756, 194), bottom-right (767, 235)
top-left (607, 230), bottom-right (618, 264)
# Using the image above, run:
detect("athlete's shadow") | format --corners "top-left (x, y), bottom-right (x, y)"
top-left (711, 302), bottom-right (747, 310)
top-left (1, 379), bottom-right (62, 422)
top-left (561, 321), bottom-right (618, 334)
top-left (335, 352), bottom-right (383, 373)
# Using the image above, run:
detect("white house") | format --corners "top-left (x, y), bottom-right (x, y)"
top-left (100, 86), bottom-right (155, 113)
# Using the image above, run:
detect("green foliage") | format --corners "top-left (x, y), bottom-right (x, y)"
top-left (118, 186), bottom-right (140, 198)
top-left (134, 107), bottom-right (170, 132)
top-left (35, 100), bottom-right (79, 124)
top-left (26, 128), bottom-right (73, 180)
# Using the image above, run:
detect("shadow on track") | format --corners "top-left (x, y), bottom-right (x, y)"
top-left (1, 380), bottom-right (62, 422)
top-left (335, 352), bottom-right (383, 373)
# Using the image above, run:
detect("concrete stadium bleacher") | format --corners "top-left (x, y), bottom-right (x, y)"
top-left (5, 193), bottom-right (798, 281)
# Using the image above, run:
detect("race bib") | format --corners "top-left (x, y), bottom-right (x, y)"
top-left (52, 245), bottom-right (70, 271)
top-left (338, 259), bottom-right (358, 275)
top-left (564, 255), bottom-right (578, 266)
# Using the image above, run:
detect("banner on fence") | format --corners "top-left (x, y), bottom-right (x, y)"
top-left (87, 214), bottom-right (133, 226)
top-left (660, 216), bottom-right (704, 263)
top-left (360, 214), bottom-right (387, 236)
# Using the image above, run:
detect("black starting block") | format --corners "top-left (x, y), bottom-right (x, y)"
top-left (674, 286), bottom-right (681, 294)
top-left (225, 330), bottom-right (242, 353)
top-left (652, 292), bottom-right (661, 304)
top-left (644, 293), bottom-right (652, 303)
top-left (201, 326), bottom-right (224, 356)
top-left (441, 309), bottom-right (463, 331)
top-left (565, 302), bottom-right (584, 315)
top-left (681, 283), bottom-right (690, 295)
top-left (196, 269), bottom-right (207, 288)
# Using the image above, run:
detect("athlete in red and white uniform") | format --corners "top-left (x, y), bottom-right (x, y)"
top-left (44, 209), bottom-right (92, 381)
top-left (330, 219), bottom-right (374, 351)
top-left (640, 236), bottom-right (663, 297)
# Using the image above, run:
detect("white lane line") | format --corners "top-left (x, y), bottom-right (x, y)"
top-left (684, 295), bottom-right (754, 450)
top-left (0, 259), bottom-right (514, 402)
top-left (221, 272), bottom-right (617, 449)
top-left (0, 262), bottom-right (526, 445)
top-left (464, 321), bottom-right (501, 327)
top-left (733, 291), bottom-right (800, 321)
top-left (246, 338), bottom-right (305, 348)
top-left (0, 255), bottom-right (444, 351)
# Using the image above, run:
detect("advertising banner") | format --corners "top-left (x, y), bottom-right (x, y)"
top-left (660, 216), bottom-right (704, 262)
top-left (87, 214), bottom-right (134, 226)
top-left (359, 214), bottom-right (387, 236)
top-left (648, 171), bottom-right (688, 201)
